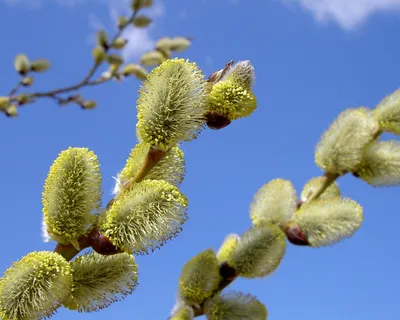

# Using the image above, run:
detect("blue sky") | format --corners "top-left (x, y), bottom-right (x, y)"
top-left (1, 0), bottom-right (399, 319)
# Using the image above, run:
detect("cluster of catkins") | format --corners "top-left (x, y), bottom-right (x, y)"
top-left (169, 87), bottom-right (400, 319)
top-left (0, 58), bottom-right (259, 320)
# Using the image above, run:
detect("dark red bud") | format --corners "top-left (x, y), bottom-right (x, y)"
top-left (89, 228), bottom-right (122, 255)
top-left (285, 225), bottom-right (310, 246)
top-left (206, 111), bottom-right (231, 130)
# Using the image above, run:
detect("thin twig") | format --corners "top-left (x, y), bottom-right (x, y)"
top-left (7, 10), bottom-right (139, 107)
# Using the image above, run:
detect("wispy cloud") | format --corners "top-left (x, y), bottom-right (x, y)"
top-left (283, 0), bottom-right (400, 30)
top-left (101, 0), bottom-right (165, 62)
top-left (2, 0), bottom-right (87, 8)
top-left (3, 0), bottom-right (165, 62)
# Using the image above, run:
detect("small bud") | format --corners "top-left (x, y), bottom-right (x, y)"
top-left (156, 37), bottom-right (172, 52)
top-left (4, 104), bottom-right (18, 117)
top-left (170, 37), bottom-right (191, 52)
top-left (107, 54), bottom-right (124, 66)
top-left (92, 46), bottom-right (106, 64)
top-left (206, 111), bottom-right (231, 130)
top-left (227, 224), bottom-right (286, 279)
top-left (216, 234), bottom-right (240, 264)
top-left (108, 63), bottom-right (120, 75)
top-left (117, 16), bottom-right (129, 29)
top-left (16, 94), bottom-right (30, 105)
top-left (14, 53), bottom-right (30, 75)
top-left (112, 38), bottom-right (128, 49)
top-left (131, 0), bottom-right (153, 11)
top-left (205, 291), bottom-right (268, 320)
top-left (96, 30), bottom-right (109, 49)
top-left (122, 63), bottom-right (148, 80)
top-left (21, 77), bottom-right (34, 87)
top-left (0, 251), bottom-right (72, 320)
top-left (133, 15), bottom-right (152, 27)
top-left (356, 140), bottom-right (400, 186)
top-left (300, 176), bottom-right (341, 202)
top-left (315, 107), bottom-right (380, 175)
top-left (64, 252), bottom-right (138, 312)
top-left (250, 178), bottom-right (297, 227)
top-left (140, 51), bottom-right (165, 66)
top-left (81, 100), bottom-right (97, 110)
top-left (179, 249), bottom-right (221, 306)
top-left (0, 97), bottom-right (9, 108)
top-left (30, 59), bottom-right (51, 72)
top-left (294, 198), bottom-right (363, 247)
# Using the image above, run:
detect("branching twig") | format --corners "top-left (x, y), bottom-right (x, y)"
top-left (5, 10), bottom-right (139, 111)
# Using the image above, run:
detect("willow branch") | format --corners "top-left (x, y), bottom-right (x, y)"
top-left (7, 10), bottom-right (139, 109)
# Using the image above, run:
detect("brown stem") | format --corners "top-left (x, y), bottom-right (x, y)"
top-left (8, 81), bottom-right (21, 97)
top-left (54, 235), bottom-right (91, 261)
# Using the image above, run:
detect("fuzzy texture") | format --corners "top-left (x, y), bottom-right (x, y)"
top-left (113, 142), bottom-right (185, 195)
top-left (0, 251), bottom-right (72, 320)
top-left (179, 249), bottom-right (221, 306)
top-left (357, 140), bottom-right (400, 186)
top-left (100, 179), bottom-right (188, 254)
top-left (250, 179), bottom-right (297, 226)
top-left (295, 198), bottom-right (363, 247)
top-left (205, 291), bottom-right (267, 320)
top-left (373, 88), bottom-right (400, 134)
top-left (64, 252), bottom-right (138, 312)
top-left (216, 234), bottom-right (240, 264)
top-left (300, 176), bottom-right (341, 202)
top-left (42, 147), bottom-right (102, 245)
top-left (315, 108), bottom-right (380, 174)
top-left (136, 58), bottom-right (207, 151)
top-left (227, 224), bottom-right (286, 279)
top-left (170, 305), bottom-right (194, 320)
top-left (222, 61), bottom-right (255, 89)
top-left (207, 79), bottom-right (257, 121)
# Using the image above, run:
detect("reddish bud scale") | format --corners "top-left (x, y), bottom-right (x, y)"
top-left (284, 224), bottom-right (310, 246)
top-left (206, 111), bottom-right (231, 130)
top-left (89, 228), bottom-right (122, 255)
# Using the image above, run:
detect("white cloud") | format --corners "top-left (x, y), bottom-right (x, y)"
top-left (108, 0), bottom-right (165, 61)
top-left (283, 0), bottom-right (400, 30)
top-left (2, 0), bottom-right (165, 61)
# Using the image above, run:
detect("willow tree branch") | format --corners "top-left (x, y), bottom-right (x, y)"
top-left (7, 10), bottom-right (139, 108)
